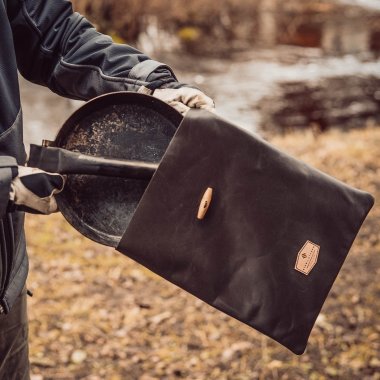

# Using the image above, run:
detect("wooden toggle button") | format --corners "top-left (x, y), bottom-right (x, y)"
top-left (197, 187), bottom-right (213, 220)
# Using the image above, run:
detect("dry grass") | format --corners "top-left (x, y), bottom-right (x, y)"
top-left (27, 126), bottom-right (380, 380)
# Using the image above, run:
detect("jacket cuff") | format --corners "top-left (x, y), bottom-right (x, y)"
top-left (128, 59), bottom-right (179, 90)
top-left (0, 157), bottom-right (18, 217)
top-left (157, 82), bottom-right (198, 90)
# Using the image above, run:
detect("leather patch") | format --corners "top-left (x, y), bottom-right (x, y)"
top-left (295, 241), bottom-right (320, 275)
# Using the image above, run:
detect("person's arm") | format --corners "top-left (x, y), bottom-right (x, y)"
top-left (7, 0), bottom-right (213, 112)
top-left (0, 156), bottom-right (64, 216)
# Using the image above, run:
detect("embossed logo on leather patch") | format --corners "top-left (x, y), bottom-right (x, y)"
top-left (295, 240), bottom-right (320, 275)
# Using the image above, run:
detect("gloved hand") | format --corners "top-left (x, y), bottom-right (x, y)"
top-left (140, 86), bottom-right (215, 115)
top-left (9, 166), bottom-right (65, 214)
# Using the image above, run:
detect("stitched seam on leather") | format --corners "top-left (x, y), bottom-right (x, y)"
top-left (59, 59), bottom-right (148, 85)
top-left (295, 240), bottom-right (319, 275)
top-left (303, 246), bottom-right (315, 272)
top-left (0, 109), bottom-right (21, 141)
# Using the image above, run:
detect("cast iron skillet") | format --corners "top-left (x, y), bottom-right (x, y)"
top-left (45, 92), bottom-right (183, 247)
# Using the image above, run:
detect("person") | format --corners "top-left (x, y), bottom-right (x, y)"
top-left (0, 0), bottom-right (214, 377)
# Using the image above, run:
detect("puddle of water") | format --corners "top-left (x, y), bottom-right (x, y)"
top-left (174, 48), bottom-right (380, 132)
top-left (20, 0), bottom-right (380, 144)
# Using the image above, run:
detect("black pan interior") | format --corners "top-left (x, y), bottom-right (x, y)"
top-left (54, 92), bottom-right (182, 247)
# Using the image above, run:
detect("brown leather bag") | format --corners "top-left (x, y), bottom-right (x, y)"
top-left (117, 109), bottom-right (374, 354)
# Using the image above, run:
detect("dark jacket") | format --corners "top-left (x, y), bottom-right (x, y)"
top-left (0, 0), bottom-right (181, 314)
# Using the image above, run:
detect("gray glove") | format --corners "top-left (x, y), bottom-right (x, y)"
top-left (9, 166), bottom-right (65, 214)
top-left (139, 86), bottom-right (215, 115)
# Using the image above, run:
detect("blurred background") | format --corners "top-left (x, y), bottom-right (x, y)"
top-left (22, 0), bottom-right (380, 143)
top-left (23, 0), bottom-right (380, 379)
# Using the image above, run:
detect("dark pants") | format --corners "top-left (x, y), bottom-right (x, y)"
top-left (0, 289), bottom-right (30, 380)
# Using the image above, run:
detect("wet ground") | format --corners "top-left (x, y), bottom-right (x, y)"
top-left (20, 45), bottom-right (380, 150)
top-left (170, 47), bottom-right (380, 132)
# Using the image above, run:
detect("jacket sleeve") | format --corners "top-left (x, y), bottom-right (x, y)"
top-left (7, 0), bottom-right (182, 101)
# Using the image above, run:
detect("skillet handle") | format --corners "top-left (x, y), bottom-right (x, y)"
top-left (28, 145), bottom-right (158, 180)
